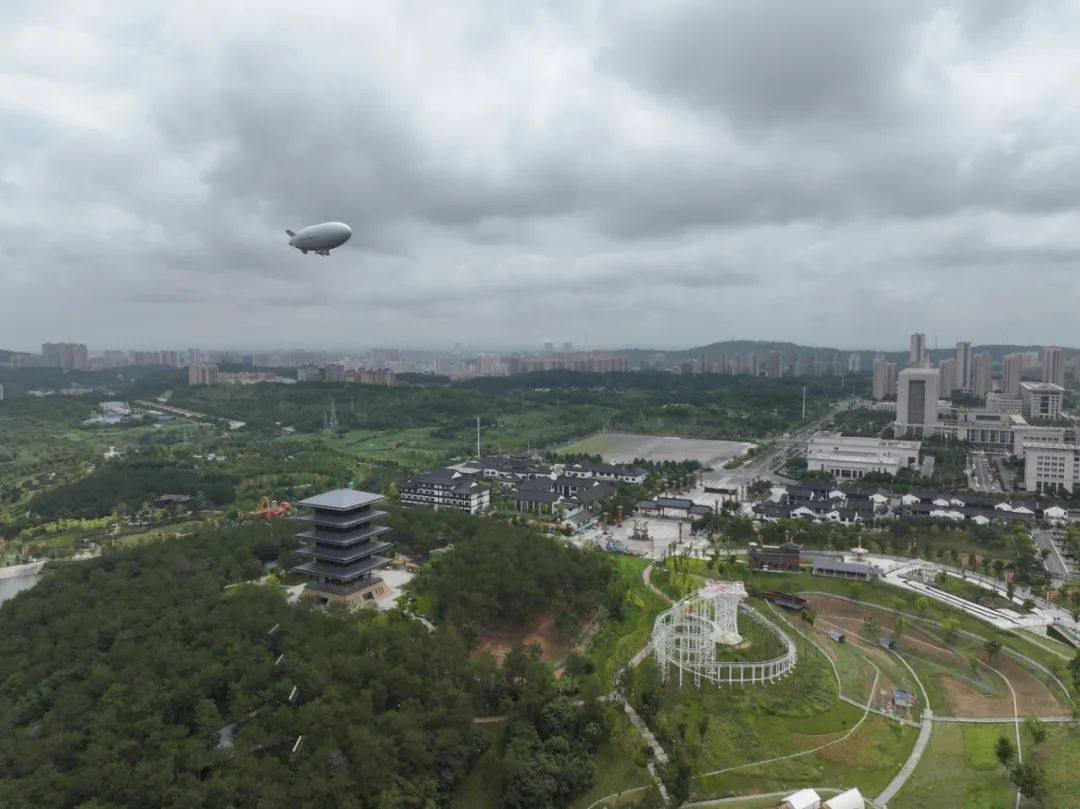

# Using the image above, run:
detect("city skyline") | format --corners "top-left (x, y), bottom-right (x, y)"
top-left (5, 2), bottom-right (1080, 349)
top-left (5, 335), bottom-right (1080, 358)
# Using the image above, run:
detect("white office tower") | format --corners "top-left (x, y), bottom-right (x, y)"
top-left (956, 341), bottom-right (973, 391)
top-left (1043, 346), bottom-right (1065, 388)
top-left (938, 357), bottom-right (956, 398)
top-left (1003, 352), bottom-right (1024, 397)
top-left (909, 333), bottom-right (926, 367)
top-left (895, 367), bottom-right (940, 438)
top-left (974, 353), bottom-right (992, 398)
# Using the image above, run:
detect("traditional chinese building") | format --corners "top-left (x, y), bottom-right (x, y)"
top-left (292, 488), bottom-right (393, 608)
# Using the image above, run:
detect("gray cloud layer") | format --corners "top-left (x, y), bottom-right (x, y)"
top-left (2, 1), bottom-right (1080, 351)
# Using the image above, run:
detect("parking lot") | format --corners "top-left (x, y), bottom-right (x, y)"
top-left (561, 432), bottom-right (753, 468)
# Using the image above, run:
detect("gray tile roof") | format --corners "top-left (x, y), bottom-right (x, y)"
top-left (298, 488), bottom-right (384, 511)
top-left (813, 559), bottom-right (875, 575)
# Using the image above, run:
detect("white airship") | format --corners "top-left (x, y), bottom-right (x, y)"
top-left (285, 221), bottom-right (352, 255)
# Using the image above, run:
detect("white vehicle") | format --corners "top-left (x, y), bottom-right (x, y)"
top-left (285, 221), bottom-right (352, 255)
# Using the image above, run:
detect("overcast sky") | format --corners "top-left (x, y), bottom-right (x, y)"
top-left (3, 1), bottom-right (1080, 353)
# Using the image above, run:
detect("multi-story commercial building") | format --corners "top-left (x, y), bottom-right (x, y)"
top-left (973, 353), bottom-right (992, 398)
top-left (1003, 352), bottom-right (1024, 397)
top-left (1023, 442), bottom-right (1080, 493)
top-left (909, 333), bottom-right (926, 367)
top-left (895, 367), bottom-right (940, 438)
top-left (1043, 346), bottom-right (1065, 388)
top-left (292, 489), bottom-right (393, 607)
top-left (399, 469), bottom-right (489, 513)
top-left (1020, 381), bottom-right (1064, 420)
top-left (325, 363), bottom-right (346, 382)
top-left (188, 362), bottom-right (219, 386)
top-left (956, 341), bottom-right (973, 391)
top-left (42, 342), bottom-right (89, 370)
top-left (872, 355), bottom-right (897, 400)
top-left (1012, 422), bottom-right (1067, 457)
top-left (938, 358), bottom-right (956, 398)
top-left (805, 432), bottom-right (921, 480)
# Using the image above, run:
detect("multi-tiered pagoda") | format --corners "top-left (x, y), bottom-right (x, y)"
top-left (292, 488), bottom-right (393, 607)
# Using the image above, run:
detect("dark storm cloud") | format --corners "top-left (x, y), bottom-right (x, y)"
top-left (601, 0), bottom-right (924, 130)
top-left (2, 1), bottom-right (1080, 351)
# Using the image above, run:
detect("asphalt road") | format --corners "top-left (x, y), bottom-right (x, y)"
top-left (1032, 529), bottom-right (1076, 581)
top-left (727, 399), bottom-right (853, 484)
top-left (968, 451), bottom-right (1002, 493)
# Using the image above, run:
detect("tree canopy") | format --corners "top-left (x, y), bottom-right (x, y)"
top-left (414, 522), bottom-right (615, 629)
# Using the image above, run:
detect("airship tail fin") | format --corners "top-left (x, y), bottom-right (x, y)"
top-left (285, 229), bottom-right (295, 238)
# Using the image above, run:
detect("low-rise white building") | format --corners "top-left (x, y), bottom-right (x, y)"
top-left (1023, 441), bottom-right (1080, 493)
top-left (1020, 381), bottom-right (1064, 420)
top-left (805, 432), bottom-right (921, 480)
top-left (1012, 421), bottom-right (1067, 458)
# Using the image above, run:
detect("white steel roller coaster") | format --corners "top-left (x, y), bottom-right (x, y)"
top-left (652, 580), bottom-right (797, 688)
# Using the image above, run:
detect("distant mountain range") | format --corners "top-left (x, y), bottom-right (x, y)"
top-left (619, 340), bottom-right (1079, 368)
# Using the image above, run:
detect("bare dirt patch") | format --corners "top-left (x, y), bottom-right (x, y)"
top-left (933, 673), bottom-right (1013, 716)
top-left (478, 611), bottom-right (570, 664)
top-left (993, 656), bottom-right (1068, 716)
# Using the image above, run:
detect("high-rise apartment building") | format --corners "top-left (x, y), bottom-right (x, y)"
top-left (938, 358), bottom-right (956, 398)
top-left (847, 353), bottom-right (861, 373)
top-left (766, 351), bottom-right (782, 378)
top-left (973, 353), bottom-right (992, 398)
top-left (956, 341), bottom-right (973, 391)
top-left (42, 342), bottom-right (89, 370)
top-left (872, 355), bottom-right (897, 400)
top-left (909, 333), bottom-right (926, 368)
top-left (1042, 346), bottom-right (1065, 388)
top-left (188, 362), bottom-right (219, 386)
top-left (1003, 352), bottom-right (1024, 398)
top-left (895, 367), bottom-right (940, 438)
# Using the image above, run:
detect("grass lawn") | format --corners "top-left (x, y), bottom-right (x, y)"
top-left (315, 405), bottom-right (619, 472)
top-left (807, 626), bottom-right (881, 706)
top-left (733, 566), bottom-right (1072, 687)
top-left (643, 616), bottom-right (918, 803)
top-left (583, 557), bottom-right (669, 690)
top-left (889, 528), bottom-right (1019, 564)
top-left (692, 715), bottom-right (915, 802)
top-left (1033, 724), bottom-right (1080, 808)
top-left (890, 722), bottom-right (1017, 809)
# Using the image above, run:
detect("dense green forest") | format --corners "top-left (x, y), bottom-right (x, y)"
top-left (0, 516), bottom-right (621, 808)
top-left (26, 459), bottom-right (235, 520)
top-left (414, 524), bottom-right (615, 630)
